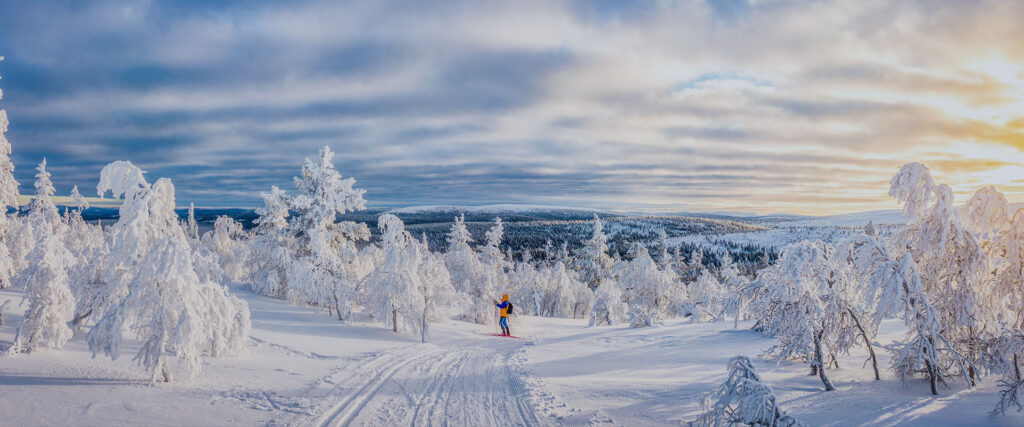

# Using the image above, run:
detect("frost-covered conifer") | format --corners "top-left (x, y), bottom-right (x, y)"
top-left (620, 244), bottom-right (682, 327)
top-left (588, 277), bottom-right (626, 326)
top-left (285, 146), bottom-right (370, 319)
top-left (692, 270), bottom-right (724, 322)
top-left (10, 159), bottom-right (63, 272)
top-left (540, 262), bottom-right (580, 318)
top-left (248, 186), bottom-right (293, 298)
top-left (0, 58), bottom-right (19, 290)
top-left (184, 202), bottom-right (200, 244)
top-left (575, 215), bottom-right (615, 289)
top-left (363, 214), bottom-right (426, 334)
top-left (197, 216), bottom-right (248, 283)
top-left (417, 236), bottom-right (458, 343)
top-left (656, 228), bottom-right (671, 269)
top-left (695, 356), bottom-right (804, 427)
top-left (481, 217), bottom-right (509, 270)
top-left (9, 230), bottom-right (76, 353)
top-left (364, 215), bottom-right (457, 341)
top-left (509, 258), bottom-right (546, 316)
top-left (85, 161), bottom-right (250, 383)
top-left (864, 220), bottom-right (876, 237)
top-left (445, 214), bottom-right (496, 324)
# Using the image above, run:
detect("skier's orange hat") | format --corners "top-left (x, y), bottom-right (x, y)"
top-left (502, 294), bottom-right (509, 301)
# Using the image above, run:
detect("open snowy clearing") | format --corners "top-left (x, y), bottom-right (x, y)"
top-left (0, 285), bottom-right (1020, 426)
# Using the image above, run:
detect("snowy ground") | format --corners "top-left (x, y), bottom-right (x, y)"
top-left (0, 287), bottom-right (1021, 426)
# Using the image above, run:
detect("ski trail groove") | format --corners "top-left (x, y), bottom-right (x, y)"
top-left (315, 351), bottom-right (439, 427)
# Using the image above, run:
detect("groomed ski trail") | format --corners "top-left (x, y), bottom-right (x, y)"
top-left (306, 333), bottom-right (546, 427)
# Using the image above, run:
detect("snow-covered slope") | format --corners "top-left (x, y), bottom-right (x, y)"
top-left (0, 284), bottom-right (1018, 426)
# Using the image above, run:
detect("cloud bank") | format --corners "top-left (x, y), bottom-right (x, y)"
top-left (1, 0), bottom-right (1022, 214)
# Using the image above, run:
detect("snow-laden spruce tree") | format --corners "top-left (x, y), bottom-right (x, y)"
top-left (197, 216), bottom-right (249, 283)
top-left (183, 202), bottom-right (200, 245)
top-left (889, 163), bottom-right (989, 385)
top-left (619, 244), bottom-right (683, 327)
top-left (285, 146), bottom-right (370, 320)
top-left (656, 228), bottom-right (672, 269)
top-left (248, 186), bottom-right (294, 298)
top-left (0, 57), bottom-right (20, 290)
top-left (695, 356), bottom-right (805, 427)
top-left (481, 217), bottom-right (510, 271)
top-left (692, 270), bottom-right (724, 322)
top-left (575, 215), bottom-right (615, 289)
top-left (416, 234), bottom-right (459, 343)
top-left (363, 214), bottom-right (426, 334)
top-left (676, 248), bottom-right (705, 283)
top-left (539, 262), bottom-right (580, 318)
top-left (509, 255), bottom-right (546, 316)
top-left (59, 185), bottom-right (107, 330)
top-left (363, 216), bottom-right (458, 342)
top-left (8, 159), bottom-right (65, 274)
top-left (84, 161), bottom-right (250, 384)
top-left (714, 253), bottom-right (750, 323)
top-left (445, 213), bottom-right (497, 324)
top-left (588, 277), bottom-right (627, 326)
top-left (9, 228), bottom-right (76, 353)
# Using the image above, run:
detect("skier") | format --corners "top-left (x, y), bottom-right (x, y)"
top-left (493, 294), bottom-right (512, 336)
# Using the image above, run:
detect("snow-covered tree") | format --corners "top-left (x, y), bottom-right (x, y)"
top-left (363, 214), bottom-right (426, 335)
top-left (9, 159), bottom-right (64, 273)
top-left (864, 220), bottom-right (876, 237)
top-left (481, 217), bottom-right (509, 270)
top-left (9, 230), bottom-right (76, 353)
top-left (509, 258), bottom-right (546, 316)
top-left (619, 244), bottom-right (682, 327)
top-left (184, 202), bottom-right (200, 244)
top-left (0, 57), bottom-right (19, 290)
top-left (691, 270), bottom-right (724, 322)
top-left (961, 186), bottom-right (1009, 239)
top-left (889, 163), bottom-right (989, 385)
top-left (84, 161), bottom-right (250, 383)
top-left (695, 356), bottom-right (805, 427)
top-left (588, 277), bottom-right (627, 326)
top-left (363, 216), bottom-right (458, 342)
top-left (575, 215), bottom-right (615, 289)
top-left (539, 262), bottom-right (580, 318)
top-left (748, 240), bottom-right (838, 391)
top-left (198, 216), bottom-right (249, 283)
top-left (445, 214), bottom-right (496, 324)
top-left (886, 253), bottom-right (976, 395)
top-left (417, 236), bottom-right (459, 343)
top-left (656, 228), bottom-right (671, 269)
top-left (284, 146), bottom-right (370, 319)
top-left (248, 186), bottom-right (293, 298)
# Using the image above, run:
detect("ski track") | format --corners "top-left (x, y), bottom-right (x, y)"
top-left (290, 338), bottom-right (546, 427)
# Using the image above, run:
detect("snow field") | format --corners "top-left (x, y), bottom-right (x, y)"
top-left (3, 284), bottom-right (1024, 426)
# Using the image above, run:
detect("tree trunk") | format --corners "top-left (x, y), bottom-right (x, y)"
top-left (847, 307), bottom-right (880, 380)
top-left (421, 310), bottom-right (428, 343)
top-left (393, 308), bottom-right (399, 333)
top-left (926, 358), bottom-right (938, 395)
top-left (814, 329), bottom-right (836, 391)
top-left (1015, 354), bottom-right (1021, 381)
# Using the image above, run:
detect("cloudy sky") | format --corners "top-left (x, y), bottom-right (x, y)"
top-left (1, 0), bottom-right (1022, 215)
